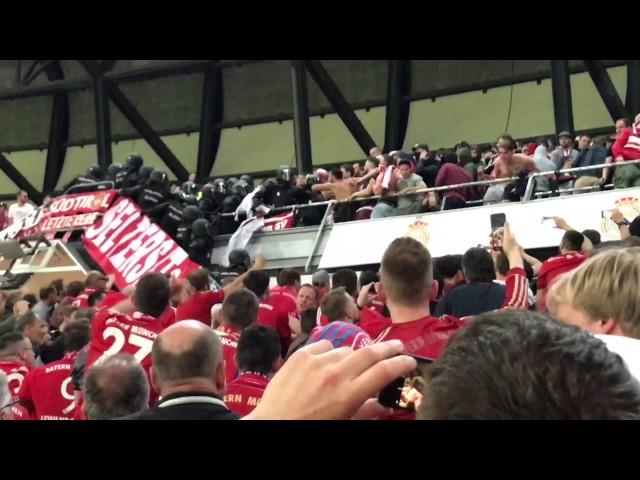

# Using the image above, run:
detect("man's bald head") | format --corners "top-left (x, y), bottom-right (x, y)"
top-left (84, 354), bottom-right (149, 420)
top-left (152, 320), bottom-right (223, 386)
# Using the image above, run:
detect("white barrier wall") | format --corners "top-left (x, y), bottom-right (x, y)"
top-left (318, 188), bottom-right (640, 269)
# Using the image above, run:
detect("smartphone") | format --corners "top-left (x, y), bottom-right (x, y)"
top-left (541, 216), bottom-right (555, 225)
top-left (490, 213), bottom-right (506, 232)
top-left (602, 210), bottom-right (613, 219)
top-left (378, 355), bottom-right (435, 411)
top-left (369, 281), bottom-right (379, 294)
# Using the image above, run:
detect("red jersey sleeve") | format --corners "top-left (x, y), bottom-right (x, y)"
top-left (501, 267), bottom-right (529, 309)
top-left (17, 370), bottom-right (35, 414)
top-left (613, 129), bottom-right (630, 160)
top-left (202, 290), bottom-right (225, 310)
top-left (359, 308), bottom-right (392, 339)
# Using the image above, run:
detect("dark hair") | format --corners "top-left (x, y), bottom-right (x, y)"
top-left (397, 158), bottom-right (413, 168)
top-left (419, 310), bottom-right (640, 420)
top-left (381, 237), bottom-right (432, 307)
top-left (134, 273), bottom-right (170, 318)
top-left (340, 164), bottom-right (354, 177)
top-left (498, 134), bottom-right (516, 151)
top-left (88, 291), bottom-right (106, 308)
top-left (222, 289), bottom-right (259, 329)
top-left (22, 294), bottom-right (37, 309)
top-left (381, 154), bottom-right (396, 167)
top-left (84, 354), bottom-right (149, 420)
top-left (462, 248), bottom-right (496, 283)
top-left (0, 332), bottom-right (26, 356)
top-left (320, 288), bottom-right (350, 323)
top-left (187, 268), bottom-right (210, 292)
top-left (330, 168), bottom-right (343, 181)
top-left (629, 217), bottom-right (640, 238)
top-left (561, 230), bottom-right (584, 252)
top-left (153, 328), bottom-right (221, 383)
top-left (38, 286), bottom-right (55, 301)
top-left (495, 252), bottom-right (510, 277)
top-left (440, 150), bottom-right (458, 165)
top-left (331, 269), bottom-right (358, 297)
top-left (236, 325), bottom-right (281, 376)
top-left (51, 279), bottom-right (64, 296)
top-left (65, 281), bottom-right (85, 298)
top-left (15, 311), bottom-right (39, 333)
top-left (62, 320), bottom-right (90, 353)
top-left (359, 270), bottom-right (379, 289)
top-left (434, 255), bottom-right (463, 279)
top-left (300, 308), bottom-right (318, 335)
top-left (581, 229), bottom-right (601, 246)
top-left (617, 117), bottom-right (632, 127)
top-left (592, 135), bottom-right (608, 147)
top-left (243, 270), bottom-right (270, 298)
top-left (277, 269), bottom-right (301, 287)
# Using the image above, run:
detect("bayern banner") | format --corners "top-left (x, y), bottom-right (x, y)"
top-left (83, 197), bottom-right (200, 289)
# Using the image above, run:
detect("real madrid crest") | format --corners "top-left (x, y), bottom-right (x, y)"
top-left (601, 196), bottom-right (640, 240)
top-left (406, 219), bottom-right (429, 246)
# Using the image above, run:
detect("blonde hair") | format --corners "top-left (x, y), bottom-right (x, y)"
top-left (548, 247), bottom-right (640, 338)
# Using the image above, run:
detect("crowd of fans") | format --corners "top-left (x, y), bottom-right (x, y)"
top-left (0, 196), bottom-right (639, 420)
top-left (0, 115), bottom-right (640, 421)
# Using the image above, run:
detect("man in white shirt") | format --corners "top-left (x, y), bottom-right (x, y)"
top-left (8, 190), bottom-right (35, 226)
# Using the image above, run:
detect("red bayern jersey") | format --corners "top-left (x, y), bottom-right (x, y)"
top-left (158, 306), bottom-right (178, 329)
top-left (375, 267), bottom-right (529, 358)
top-left (86, 309), bottom-right (164, 380)
top-left (0, 360), bottom-right (30, 397)
top-left (175, 290), bottom-right (225, 327)
top-left (216, 324), bottom-right (242, 383)
top-left (358, 308), bottom-right (392, 339)
top-left (72, 288), bottom-right (96, 308)
top-left (223, 372), bottom-right (269, 417)
top-left (18, 351), bottom-right (78, 420)
top-left (537, 254), bottom-right (586, 291)
top-left (268, 286), bottom-right (297, 317)
top-left (98, 291), bottom-right (128, 310)
top-left (257, 302), bottom-right (292, 355)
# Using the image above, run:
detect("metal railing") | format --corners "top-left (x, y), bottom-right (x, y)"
top-left (64, 180), bottom-right (115, 196)
top-left (522, 159), bottom-right (640, 201)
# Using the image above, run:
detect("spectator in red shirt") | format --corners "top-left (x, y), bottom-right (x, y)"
top-left (19, 320), bottom-right (90, 420)
top-left (216, 289), bottom-right (260, 383)
top-left (375, 222), bottom-right (528, 359)
top-left (0, 332), bottom-right (35, 396)
top-left (243, 270), bottom-right (291, 355)
top-left (0, 202), bottom-right (9, 231)
top-left (176, 255), bottom-right (266, 327)
top-left (224, 325), bottom-right (282, 417)
top-left (84, 353), bottom-right (150, 420)
top-left (0, 371), bottom-right (12, 420)
top-left (435, 150), bottom-right (471, 210)
top-left (290, 284), bottom-right (318, 336)
top-left (536, 226), bottom-right (589, 312)
top-left (418, 310), bottom-right (640, 420)
top-left (611, 113), bottom-right (640, 188)
top-left (268, 268), bottom-right (300, 319)
top-left (72, 271), bottom-right (110, 308)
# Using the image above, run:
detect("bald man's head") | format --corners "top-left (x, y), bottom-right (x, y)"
top-left (152, 320), bottom-right (223, 388)
top-left (84, 354), bottom-right (149, 420)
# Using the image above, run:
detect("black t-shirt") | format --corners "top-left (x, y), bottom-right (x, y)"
top-left (435, 282), bottom-right (506, 318)
top-left (120, 392), bottom-right (240, 420)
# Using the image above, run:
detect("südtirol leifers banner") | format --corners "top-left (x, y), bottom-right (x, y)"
top-left (0, 190), bottom-right (118, 241)
top-left (83, 196), bottom-right (200, 289)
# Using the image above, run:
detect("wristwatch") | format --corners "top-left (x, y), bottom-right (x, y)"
top-left (616, 220), bottom-right (630, 227)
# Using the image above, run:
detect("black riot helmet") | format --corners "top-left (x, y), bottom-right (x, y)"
top-left (228, 249), bottom-right (251, 271)
top-left (149, 169), bottom-right (168, 188)
top-left (87, 165), bottom-right (104, 180)
top-left (191, 218), bottom-right (210, 238)
top-left (181, 194), bottom-right (198, 206)
top-left (108, 163), bottom-right (123, 178)
top-left (183, 205), bottom-right (203, 222)
top-left (125, 153), bottom-right (144, 171)
top-left (226, 177), bottom-right (239, 192)
top-left (138, 166), bottom-right (154, 184)
top-left (276, 165), bottom-right (295, 183)
top-left (240, 175), bottom-right (254, 190)
top-left (231, 180), bottom-right (249, 197)
top-left (201, 183), bottom-right (216, 200)
top-left (212, 178), bottom-right (227, 195)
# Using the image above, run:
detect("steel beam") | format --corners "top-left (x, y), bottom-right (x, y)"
top-left (0, 154), bottom-right (43, 204)
top-left (290, 61), bottom-right (313, 174)
top-left (196, 63), bottom-right (224, 180)
top-left (583, 60), bottom-right (629, 122)
top-left (43, 61), bottom-right (69, 193)
top-left (550, 60), bottom-right (575, 134)
top-left (383, 60), bottom-right (411, 152)
top-left (626, 60), bottom-right (640, 118)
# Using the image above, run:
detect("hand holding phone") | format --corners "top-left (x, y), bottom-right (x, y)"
top-left (378, 355), bottom-right (434, 411)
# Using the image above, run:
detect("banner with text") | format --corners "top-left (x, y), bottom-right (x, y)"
top-left (83, 197), bottom-right (201, 289)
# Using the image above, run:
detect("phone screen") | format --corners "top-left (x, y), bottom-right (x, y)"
top-left (490, 213), bottom-right (506, 232)
top-left (378, 355), bottom-right (434, 411)
top-left (602, 210), bottom-right (613, 219)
